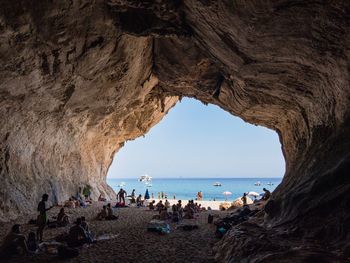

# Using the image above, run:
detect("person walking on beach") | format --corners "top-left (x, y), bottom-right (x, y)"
top-left (173, 194), bottom-right (176, 200)
top-left (117, 188), bottom-right (127, 203)
top-left (37, 193), bottom-right (54, 242)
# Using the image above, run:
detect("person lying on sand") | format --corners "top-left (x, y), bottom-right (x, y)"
top-left (106, 203), bottom-right (118, 220)
top-left (96, 205), bottom-right (108, 220)
top-left (0, 224), bottom-right (29, 259)
top-left (57, 208), bottom-right (69, 226)
top-left (67, 218), bottom-right (89, 247)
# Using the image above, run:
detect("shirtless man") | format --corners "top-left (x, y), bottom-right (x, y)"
top-left (67, 218), bottom-right (88, 247)
top-left (37, 194), bottom-right (54, 242)
top-left (117, 188), bottom-right (127, 203)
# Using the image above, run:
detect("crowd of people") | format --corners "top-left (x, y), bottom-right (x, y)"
top-left (0, 185), bottom-right (273, 259)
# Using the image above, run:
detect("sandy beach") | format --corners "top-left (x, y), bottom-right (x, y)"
top-left (0, 201), bottom-right (229, 263)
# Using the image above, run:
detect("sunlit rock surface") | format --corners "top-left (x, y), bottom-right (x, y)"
top-left (1, 0), bottom-right (350, 261)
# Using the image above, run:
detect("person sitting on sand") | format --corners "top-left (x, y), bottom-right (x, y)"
top-left (136, 194), bottom-right (144, 207)
top-left (148, 200), bottom-right (156, 210)
top-left (262, 188), bottom-right (271, 200)
top-left (156, 200), bottom-right (164, 211)
top-left (183, 204), bottom-right (194, 219)
top-left (67, 218), bottom-right (89, 247)
top-left (57, 208), bottom-right (69, 226)
top-left (241, 193), bottom-right (248, 206)
top-left (0, 224), bottom-right (29, 259)
top-left (81, 216), bottom-right (89, 232)
top-left (106, 203), bottom-right (118, 220)
top-left (81, 216), bottom-right (94, 243)
top-left (96, 205), bottom-right (108, 220)
top-left (164, 199), bottom-right (170, 209)
top-left (159, 207), bottom-right (170, 220)
top-left (98, 193), bottom-right (106, 202)
top-left (65, 198), bottom-right (77, 208)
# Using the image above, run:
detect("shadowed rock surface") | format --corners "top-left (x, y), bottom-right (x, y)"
top-left (0, 0), bottom-right (350, 261)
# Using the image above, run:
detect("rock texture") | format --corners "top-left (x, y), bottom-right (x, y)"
top-left (1, 0), bottom-right (350, 261)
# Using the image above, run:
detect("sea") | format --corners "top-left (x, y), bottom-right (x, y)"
top-left (107, 178), bottom-right (282, 201)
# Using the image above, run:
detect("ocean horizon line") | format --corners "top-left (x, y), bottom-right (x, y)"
top-left (108, 177), bottom-right (283, 180)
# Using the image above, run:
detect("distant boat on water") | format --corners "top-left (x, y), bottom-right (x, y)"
top-left (213, 182), bottom-right (222, 186)
top-left (267, 182), bottom-right (274, 186)
top-left (118, 182), bottom-right (126, 187)
top-left (139, 174), bottom-right (152, 182)
top-left (254, 181), bottom-right (261, 186)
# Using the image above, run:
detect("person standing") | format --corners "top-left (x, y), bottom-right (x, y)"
top-left (37, 194), bottom-right (53, 242)
top-left (241, 193), bottom-right (248, 206)
top-left (117, 188), bottom-right (127, 203)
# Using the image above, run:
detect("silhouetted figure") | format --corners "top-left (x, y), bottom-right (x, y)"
top-left (0, 224), bottom-right (29, 259)
top-left (37, 193), bottom-right (53, 242)
top-left (67, 218), bottom-right (89, 247)
top-left (57, 208), bottom-right (69, 226)
top-left (106, 203), bottom-right (118, 220)
top-left (241, 193), bottom-right (248, 206)
top-left (96, 205), bottom-right (108, 220)
top-left (117, 188), bottom-right (127, 203)
top-left (262, 188), bottom-right (271, 200)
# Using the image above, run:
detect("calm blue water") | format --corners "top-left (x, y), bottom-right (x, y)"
top-left (107, 178), bottom-right (282, 201)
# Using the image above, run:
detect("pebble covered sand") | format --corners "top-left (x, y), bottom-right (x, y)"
top-left (0, 202), bottom-right (228, 263)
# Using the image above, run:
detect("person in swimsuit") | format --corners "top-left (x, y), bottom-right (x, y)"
top-left (37, 193), bottom-right (53, 242)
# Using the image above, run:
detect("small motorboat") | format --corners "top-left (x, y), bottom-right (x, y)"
top-left (254, 181), bottom-right (261, 186)
top-left (118, 182), bottom-right (126, 187)
top-left (213, 182), bottom-right (222, 186)
top-left (267, 182), bottom-right (274, 186)
top-left (139, 174), bottom-right (152, 182)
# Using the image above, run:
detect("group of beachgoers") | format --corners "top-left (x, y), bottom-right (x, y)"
top-left (0, 192), bottom-right (99, 259)
top-left (147, 199), bottom-right (205, 222)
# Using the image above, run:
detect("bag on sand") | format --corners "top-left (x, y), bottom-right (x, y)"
top-left (57, 246), bottom-right (79, 259)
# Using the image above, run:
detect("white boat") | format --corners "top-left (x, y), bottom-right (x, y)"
top-left (254, 181), bottom-right (261, 186)
top-left (213, 182), bottom-right (222, 186)
top-left (267, 182), bottom-right (274, 186)
top-left (118, 182), bottom-right (126, 187)
top-left (139, 174), bottom-right (152, 182)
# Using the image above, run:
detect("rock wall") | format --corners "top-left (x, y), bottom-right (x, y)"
top-left (1, 0), bottom-right (350, 260)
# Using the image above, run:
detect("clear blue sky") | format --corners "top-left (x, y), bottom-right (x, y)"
top-left (107, 98), bottom-right (285, 179)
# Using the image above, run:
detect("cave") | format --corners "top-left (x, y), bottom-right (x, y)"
top-left (0, 0), bottom-right (350, 261)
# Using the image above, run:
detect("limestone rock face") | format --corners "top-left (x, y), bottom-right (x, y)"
top-left (1, 0), bottom-right (350, 261)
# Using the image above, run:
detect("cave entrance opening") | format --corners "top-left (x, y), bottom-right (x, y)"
top-left (106, 98), bottom-right (285, 202)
